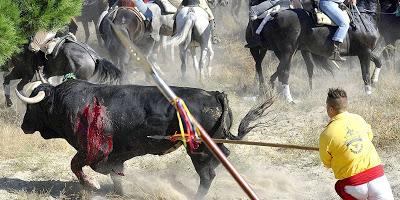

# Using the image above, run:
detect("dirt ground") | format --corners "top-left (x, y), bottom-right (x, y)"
top-left (0, 4), bottom-right (399, 200)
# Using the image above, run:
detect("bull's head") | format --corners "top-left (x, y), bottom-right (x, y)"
top-left (16, 81), bottom-right (58, 139)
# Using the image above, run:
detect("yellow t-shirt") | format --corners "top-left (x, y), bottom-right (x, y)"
top-left (319, 112), bottom-right (381, 180)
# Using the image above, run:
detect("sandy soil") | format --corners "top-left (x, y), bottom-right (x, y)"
top-left (0, 4), bottom-right (399, 200)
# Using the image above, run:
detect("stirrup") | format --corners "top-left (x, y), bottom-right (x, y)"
top-left (329, 52), bottom-right (346, 61)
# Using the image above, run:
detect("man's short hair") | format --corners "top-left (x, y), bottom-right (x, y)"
top-left (326, 88), bottom-right (348, 111)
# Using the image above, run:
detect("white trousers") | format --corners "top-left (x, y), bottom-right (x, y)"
top-left (344, 175), bottom-right (394, 200)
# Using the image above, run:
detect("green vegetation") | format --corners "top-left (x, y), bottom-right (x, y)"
top-left (0, 0), bottom-right (83, 66)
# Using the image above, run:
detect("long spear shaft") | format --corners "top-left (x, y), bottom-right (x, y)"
top-left (209, 139), bottom-right (319, 151)
top-left (110, 23), bottom-right (260, 200)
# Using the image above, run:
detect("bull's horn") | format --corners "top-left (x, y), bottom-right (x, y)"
top-left (15, 89), bottom-right (46, 104)
top-left (37, 70), bottom-right (49, 84)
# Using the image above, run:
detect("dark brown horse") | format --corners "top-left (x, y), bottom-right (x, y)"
top-left (99, 1), bottom-right (164, 79)
top-left (246, 0), bottom-right (383, 102)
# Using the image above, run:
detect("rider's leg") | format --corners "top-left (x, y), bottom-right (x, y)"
top-left (134, 0), bottom-right (153, 20)
top-left (199, 0), bottom-right (220, 44)
top-left (319, 0), bottom-right (349, 61)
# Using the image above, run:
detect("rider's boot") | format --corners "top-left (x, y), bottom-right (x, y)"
top-left (330, 41), bottom-right (346, 61)
top-left (210, 19), bottom-right (220, 44)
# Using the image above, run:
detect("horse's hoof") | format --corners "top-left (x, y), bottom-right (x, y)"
top-left (365, 85), bottom-right (372, 95)
top-left (5, 100), bottom-right (12, 107)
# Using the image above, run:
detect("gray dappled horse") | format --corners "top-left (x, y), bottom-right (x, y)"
top-left (165, 6), bottom-right (214, 83)
top-left (247, 0), bottom-right (383, 102)
top-left (76, 0), bottom-right (108, 44)
top-left (2, 41), bottom-right (121, 107)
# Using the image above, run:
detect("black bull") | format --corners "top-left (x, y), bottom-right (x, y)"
top-left (19, 80), bottom-right (271, 198)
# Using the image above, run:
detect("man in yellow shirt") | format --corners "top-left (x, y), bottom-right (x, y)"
top-left (319, 88), bottom-right (393, 200)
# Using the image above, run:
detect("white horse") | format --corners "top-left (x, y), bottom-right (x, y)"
top-left (165, 6), bottom-right (214, 82)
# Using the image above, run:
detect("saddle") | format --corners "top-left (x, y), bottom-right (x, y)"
top-left (302, 0), bottom-right (351, 26)
top-left (51, 33), bottom-right (78, 57)
top-left (107, 6), bottom-right (160, 41)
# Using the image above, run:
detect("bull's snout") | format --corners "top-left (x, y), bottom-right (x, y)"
top-left (21, 123), bottom-right (36, 134)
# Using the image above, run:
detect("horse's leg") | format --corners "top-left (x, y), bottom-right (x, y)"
top-left (199, 35), bottom-right (211, 83)
top-left (82, 20), bottom-right (90, 43)
top-left (301, 51), bottom-right (316, 90)
top-left (3, 68), bottom-right (29, 107)
top-left (250, 48), bottom-right (267, 93)
top-left (206, 39), bottom-right (215, 78)
top-left (180, 45), bottom-right (188, 81)
top-left (190, 144), bottom-right (230, 199)
top-left (370, 53), bottom-right (382, 87)
top-left (190, 46), bottom-right (200, 82)
top-left (358, 50), bottom-right (372, 95)
top-left (277, 50), bottom-right (295, 103)
top-left (93, 18), bottom-right (104, 47)
top-left (269, 51), bottom-right (281, 90)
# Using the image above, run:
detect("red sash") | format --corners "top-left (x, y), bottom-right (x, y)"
top-left (335, 165), bottom-right (384, 200)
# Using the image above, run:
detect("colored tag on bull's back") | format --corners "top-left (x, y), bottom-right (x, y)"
top-left (75, 97), bottom-right (113, 166)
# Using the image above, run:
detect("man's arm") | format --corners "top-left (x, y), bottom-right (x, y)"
top-left (319, 132), bottom-right (332, 168)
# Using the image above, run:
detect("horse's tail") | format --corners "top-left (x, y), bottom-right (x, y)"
top-left (165, 11), bottom-right (196, 46)
top-left (94, 58), bottom-right (122, 84)
top-left (236, 97), bottom-right (274, 140)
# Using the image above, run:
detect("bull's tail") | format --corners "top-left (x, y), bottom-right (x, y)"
top-left (236, 97), bottom-right (274, 140)
top-left (215, 92), bottom-right (236, 140)
top-left (94, 58), bottom-right (122, 84)
top-left (165, 11), bottom-right (196, 46)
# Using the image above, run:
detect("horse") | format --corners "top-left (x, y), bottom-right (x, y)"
top-left (247, 0), bottom-right (383, 102)
top-left (75, 0), bottom-right (108, 45)
top-left (377, 0), bottom-right (400, 69)
top-left (2, 40), bottom-right (121, 107)
top-left (99, 1), bottom-right (166, 75)
top-left (165, 6), bottom-right (214, 83)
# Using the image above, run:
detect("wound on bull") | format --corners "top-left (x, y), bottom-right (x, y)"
top-left (75, 97), bottom-right (113, 166)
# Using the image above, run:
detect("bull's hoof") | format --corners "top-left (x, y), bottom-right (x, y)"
top-left (82, 178), bottom-right (101, 191)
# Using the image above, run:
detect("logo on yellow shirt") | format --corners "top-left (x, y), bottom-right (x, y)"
top-left (345, 127), bottom-right (363, 154)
